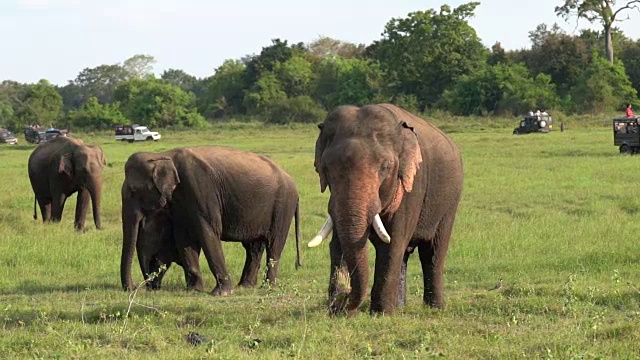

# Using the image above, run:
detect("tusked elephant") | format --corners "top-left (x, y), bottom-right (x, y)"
top-left (120, 146), bottom-right (302, 295)
top-left (136, 208), bottom-right (191, 290)
top-left (308, 104), bottom-right (463, 316)
top-left (28, 136), bottom-right (106, 231)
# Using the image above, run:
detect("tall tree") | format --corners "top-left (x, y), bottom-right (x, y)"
top-left (161, 69), bottom-right (197, 93)
top-left (74, 64), bottom-right (129, 104)
top-left (123, 54), bottom-right (156, 79)
top-left (367, 2), bottom-right (487, 110)
top-left (555, 0), bottom-right (640, 63)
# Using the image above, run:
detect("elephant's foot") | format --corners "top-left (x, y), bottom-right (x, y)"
top-left (423, 293), bottom-right (446, 309)
top-left (237, 280), bottom-right (257, 288)
top-left (186, 284), bottom-right (205, 292)
top-left (210, 286), bottom-right (234, 296)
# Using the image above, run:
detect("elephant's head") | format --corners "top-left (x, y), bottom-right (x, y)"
top-left (59, 144), bottom-right (106, 230)
top-left (309, 104), bottom-right (422, 305)
top-left (120, 152), bottom-right (180, 291)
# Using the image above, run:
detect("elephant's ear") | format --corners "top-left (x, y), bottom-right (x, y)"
top-left (151, 158), bottom-right (180, 201)
top-left (58, 153), bottom-right (73, 177)
top-left (398, 122), bottom-right (422, 193)
top-left (314, 123), bottom-right (328, 193)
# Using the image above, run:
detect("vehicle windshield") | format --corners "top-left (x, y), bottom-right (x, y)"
top-left (137, 127), bottom-right (149, 132)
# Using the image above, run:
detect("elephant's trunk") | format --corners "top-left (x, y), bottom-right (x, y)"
top-left (87, 178), bottom-right (103, 230)
top-left (331, 201), bottom-right (374, 314)
top-left (121, 203), bottom-right (143, 291)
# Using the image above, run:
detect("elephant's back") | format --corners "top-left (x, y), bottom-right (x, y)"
top-left (186, 146), bottom-right (294, 183)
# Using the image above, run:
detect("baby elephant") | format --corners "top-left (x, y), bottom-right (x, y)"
top-left (136, 209), bottom-right (192, 290)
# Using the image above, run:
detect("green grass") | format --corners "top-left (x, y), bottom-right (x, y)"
top-left (1, 122), bottom-right (639, 359)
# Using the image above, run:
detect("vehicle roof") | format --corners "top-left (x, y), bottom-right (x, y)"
top-left (613, 117), bottom-right (639, 121)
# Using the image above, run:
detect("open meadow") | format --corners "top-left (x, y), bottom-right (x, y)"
top-left (0, 120), bottom-right (639, 359)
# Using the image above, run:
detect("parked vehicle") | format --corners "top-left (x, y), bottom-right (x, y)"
top-left (513, 113), bottom-right (553, 135)
top-left (24, 127), bottom-right (68, 144)
top-left (613, 117), bottom-right (640, 154)
top-left (115, 124), bottom-right (161, 142)
top-left (0, 128), bottom-right (18, 144)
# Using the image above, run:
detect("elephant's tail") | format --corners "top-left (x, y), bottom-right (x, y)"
top-left (33, 197), bottom-right (37, 220)
top-left (294, 199), bottom-right (302, 269)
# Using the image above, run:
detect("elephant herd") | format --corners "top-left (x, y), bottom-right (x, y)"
top-left (27, 103), bottom-right (464, 316)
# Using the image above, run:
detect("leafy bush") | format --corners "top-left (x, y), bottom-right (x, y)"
top-left (263, 96), bottom-right (327, 124)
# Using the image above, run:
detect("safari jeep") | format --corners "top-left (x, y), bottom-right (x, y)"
top-left (115, 124), bottom-right (161, 142)
top-left (613, 117), bottom-right (640, 154)
top-left (513, 113), bottom-right (553, 134)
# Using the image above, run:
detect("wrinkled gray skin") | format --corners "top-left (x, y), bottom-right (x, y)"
top-left (28, 136), bottom-right (106, 231)
top-left (120, 146), bottom-right (302, 294)
top-left (314, 104), bottom-right (463, 316)
top-left (136, 208), bottom-right (191, 290)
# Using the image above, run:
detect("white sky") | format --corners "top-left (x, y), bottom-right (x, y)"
top-left (2, 0), bottom-right (640, 85)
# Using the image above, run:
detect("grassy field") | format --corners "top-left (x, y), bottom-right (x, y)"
top-left (0, 120), bottom-right (639, 359)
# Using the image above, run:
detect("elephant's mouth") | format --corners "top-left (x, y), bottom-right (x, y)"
top-left (307, 214), bottom-right (390, 248)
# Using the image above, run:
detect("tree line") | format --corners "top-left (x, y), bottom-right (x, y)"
top-left (2, 1), bottom-right (640, 131)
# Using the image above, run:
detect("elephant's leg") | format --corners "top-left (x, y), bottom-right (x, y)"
top-left (148, 260), bottom-right (171, 290)
top-left (51, 192), bottom-right (68, 222)
top-left (370, 242), bottom-right (405, 315)
top-left (418, 216), bottom-right (454, 309)
top-left (265, 235), bottom-right (287, 285)
top-left (37, 198), bottom-right (51, 222)
top-left (238, 241), bottom-right (265, 288)
top-left (74, 189), bottom-right (90, 231)
top-left (174, 225), bottom-right (204, 291)
top-left (397, 250), bottom-right (412, 308)
top-left (195, 217), bottom-right (233, 296)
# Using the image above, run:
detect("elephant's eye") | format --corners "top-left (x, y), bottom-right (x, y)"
top-left (380, 162), bottom-right (391, 175)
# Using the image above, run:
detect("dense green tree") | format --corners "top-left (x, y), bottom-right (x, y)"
top-left (556, 0), bottom-right (640, 63)
top-left (161, 69), bottom-right (197, 93)
top-left (243, 73), bottom-right (287, 113)
top-left (443, 63), bottom-right (557, 116)
top-left (312, 57), bottom-right (385, 110)
top-left (570, 54), bottom-right (637, 112)
top-left (368, 2), bottom-right (487, 110)
top-left (243, 39), bottom-right (305, 88)
top-left (66, 97), bottom-right (127, 129)
top-left (275, 55), bottom-right (313, 97)
top-left (114, 78), bottom-right (206, 128)
top-left (201, 59), bottom-right (247, 118)
top-left (521, 23), bottom-right (590, 95)
top-left (9, 80), bottom-right (64, 128)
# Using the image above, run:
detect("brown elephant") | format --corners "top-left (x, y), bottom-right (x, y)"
top-left (120, 146), bottom-right (302, 294)
top-left (309, 104), bottom-right (463, 316)
top-left (28, 136), bottom-right (106, 231)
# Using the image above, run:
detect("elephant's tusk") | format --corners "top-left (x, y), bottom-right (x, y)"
top-left (373, 214), bottom-right (391, 243)
top-left (308, 215), bottom-right (333, 248)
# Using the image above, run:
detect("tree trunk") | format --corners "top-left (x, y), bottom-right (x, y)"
top-left (605, 25), bottom-right (614, 64)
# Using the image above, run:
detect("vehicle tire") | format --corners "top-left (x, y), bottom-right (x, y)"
top-left (128, 139), bottom-right (134, 143)
top-left (146, 136), bottom-right (152, 141)
top-left (620, 144), bottom-right (631, 154)
top-left (513, 130), bottom-right (518, 135)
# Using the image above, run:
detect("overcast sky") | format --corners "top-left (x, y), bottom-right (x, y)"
top-left (3, 0), bottom-right (640, 85)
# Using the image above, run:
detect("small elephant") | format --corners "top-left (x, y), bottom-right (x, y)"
top-left (309, 104), bottom-right (463, 316)
top-left (120, 146), bottom-right (302, 295)
top-left (28, 136), bottom-right (106, 231)
top-left (136, 208), bottom-right (191, 290)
